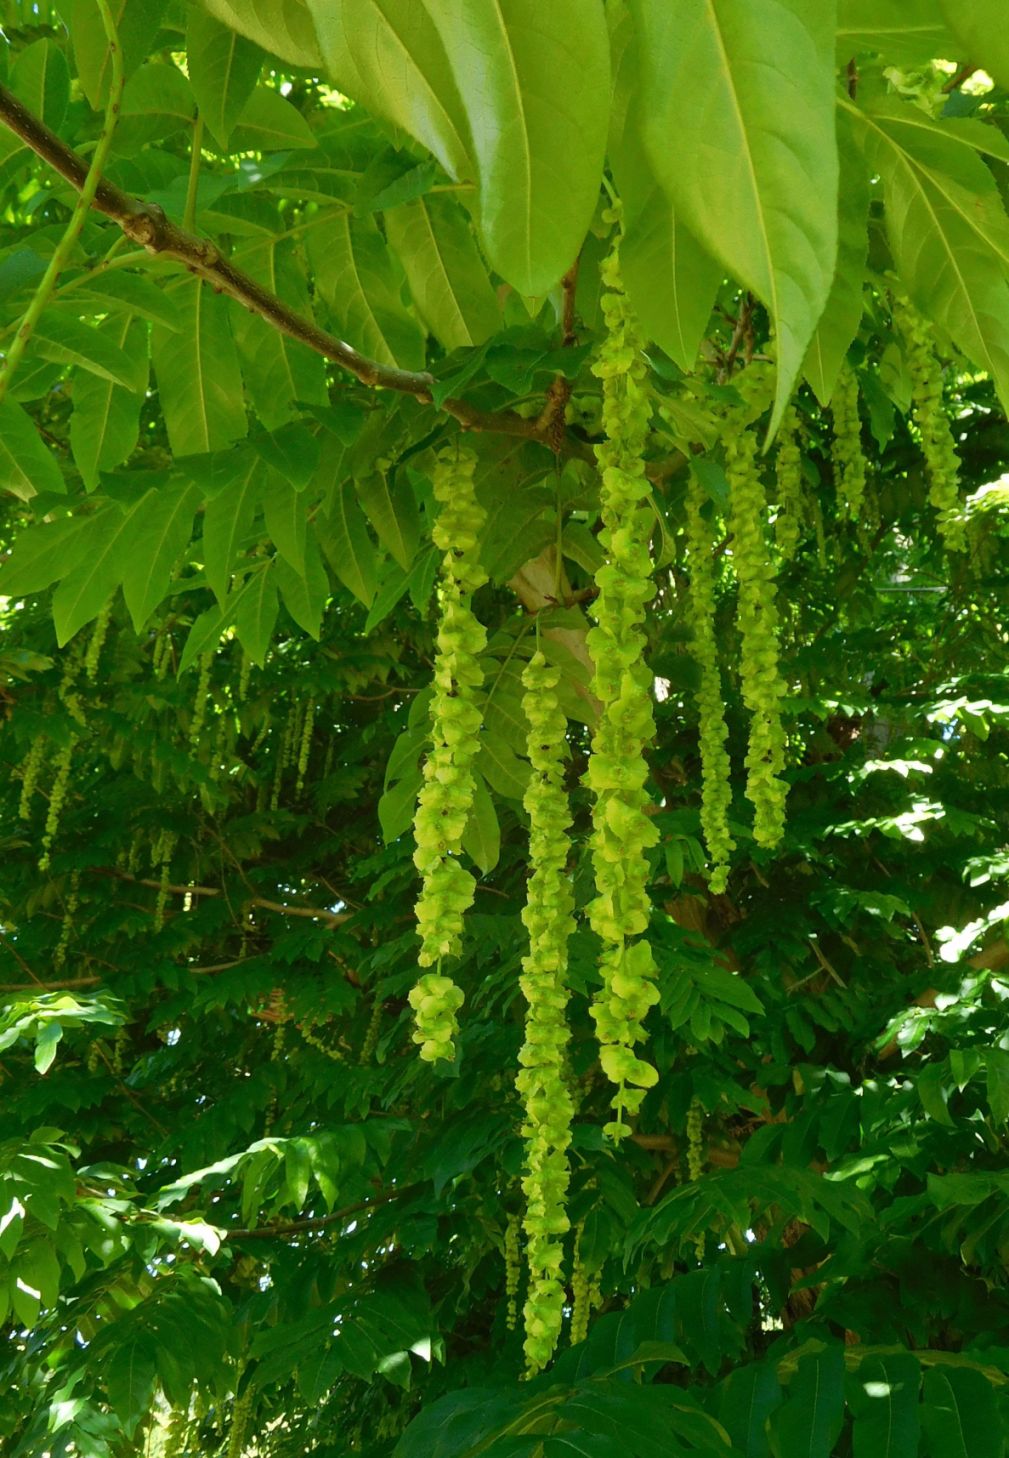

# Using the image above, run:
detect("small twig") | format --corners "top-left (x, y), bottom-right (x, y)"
top-left (806, 936), bottom-right (847, 988)
top-left (92, 866), bottom-right (350, 925)
top-left (942, 61), bottom-right (977, 93)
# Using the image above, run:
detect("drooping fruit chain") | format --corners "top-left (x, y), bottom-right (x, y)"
top-left (584, 207), bottom-right (661, 1140)
top-left (409, 446), bottom-right (487, 1062)
top-left (517, 649), bottom-right (575, 1373)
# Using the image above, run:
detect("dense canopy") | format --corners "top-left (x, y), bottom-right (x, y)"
top-left (1, 3), bottom-right (1009, 1457)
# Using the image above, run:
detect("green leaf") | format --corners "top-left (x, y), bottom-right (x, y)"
top-left (71, 0), bottom-right (169, 108)
top-left (920, 1366), bottom-right (1002, 1458)
top-left (179, 601), bottom-right (230, 676)
top-left (850, 1354), bottom-right (920, 1458)
top-left (718, 1363), bottom-right (782, 1458)
top-left (421, 0), bottom-right (609, 296)
top-left (202, 455), bottom-right (262, 603)
top-left (307, 1), bottom-right (473, 180)
top-left (803, 110), bottom-right (871, 405)
top-left (478, 732), bottom-right (529, 801)
top-left (0, 515), bottom-right (89, 596)
top-left (320, 480), bottom-right (378, 607)
top-left (51, 498), bottom-right (152, 644)
top-left (120, 62), bottom-right (195, 146)
top-left (232, 238), bottom-right (328, 428)
top-left (10, 39), bottom-right (69, 132)
top-left (231, 86), bottom-right (316, 152)
top-left (252, 423), bottom-right (321, 491)
top-left (378, 770), bottom-right (420, 844)
top-left (771, 1347), bottom-right (846, 1458)
top-left (0, 401), bottom-right (65, 501)
top-left (633, 0), bottom-right (839, 432)
top-left (76, 272), bottom-right (185, 332)
top-left (940, 2), bottom-right (1009, 89)
top-left (917, 1062), bottom-right (956, 1126)
top-left (462, 773), bottom-right (499, 874)
top-left (104, 1337), bottom-right (158, 1437)
top-left (357, 473), bottom-right (419, 572)
top-left (69, 316), bottom-right (148, 491)
top-left (985, 1048), bottom-right (1009, 1127)
top-left (275, 538), bottom-right (329, 638)
top-left (33, 1021), bottom-right (62, 1075)
top-left (201, 0), bottom-right (322, 70)
top-left (151, 278), bottom-right (247, 457)
top-left (187, 7), bottom-right (262, 149)
top-left (385, 196), bottom-right (502, 349)
top-left (263, 478), bottom-right (308, 574)
top-left (308, 212), bottom-right (426, 370)
top-left (120, 482), bottom-right (201, 631)
top-left (837, 0), bottom-right (956, 66)
top-left (34, 309), bottom-right (144, 391)
top-left (622, 195), bottom-right (722, 373)
top-left (234, 564), bottom-right (279, 665)
top-left (849, 98), bottom-right (1009, 410)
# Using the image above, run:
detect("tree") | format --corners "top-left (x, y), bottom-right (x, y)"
top-left (1, 1), bottom-right (1009, 1454)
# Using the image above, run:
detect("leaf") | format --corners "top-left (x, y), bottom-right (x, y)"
top-left (803, 110), bottom-right (871, 405)
top-left (71, 0), bottom-right (169, 108)
top-left (429, 1), bottom-right (611, 295)
top-left (187, 7), bottom-right (262, 149)
top-left (0, 515), bottom-right (90, 596)
top-left (850, 1354), bottom-right (920, 1458)
top-left (77, 272), bottom-right (185, 332)
top-left (772, 1347), bottom-right (846, 1458)
top-left (920, 1366), bottom-right (1002, 1458)
top-left (378, 771), bottom-right (420, 844)
top-left (357, 473), bottom-right (419, 571)
top-left (179, 601), bottom-right (230, 676)
top-left (633, 0), bottom-right (839, 432)
top-left (234, 564), bottom-right (279, 665)
top-left (104, 1337), bottom-right (158, 1437)
top-left (837, 0), bottom-right (957, 66)
top-left (69, 316), bottom-right (148, 491)
top-left (0, 401), bottom-right (65, 501)
top-left (252, 424), bottom-right (321, 492)
top-left (202, 456), bottom-right (262, 603)
top-left (478, 732), bottom-right (529, 801)
top-left (233, 237), bottom-right (328, 429)
top-left (33, 310), bottom-right (143, 390)
top-left (622, 196), bottom-right (722, 373)
top-left (462, 773), bottom-right (500, 874)
top-left (275, 538), bottom-right (329, 638)
top-left (120, 482), bottom-right (201, 631)
top-left (940, 2), bottom-right (1009, 89)
top-left (849, 98), bottom-right (1009, 410)
top-left (718, 1363), bottom-right (782, 1458)
top-left (231, 86), bottom-right (316, 152)
top-left (307, 1), bottom-right (473, 180)
top-left (308, 212), bottom-right (426, 370)
top-left (151, 278), bottom-right (247, 457)
top-left (201, 0), bottom-right (322, 69)
top-left (986, 1048), bottom-right (1009, 1127)
top-left (34, 1021), bottom-right (62, 1075)
top-left (917, 1062), bottom-right (955, 1126)
top-left (320, 480), bottom-right (378, 607)
top-left (385, 196), bottom-right (502, 349)
top-left (51, 499), bottom-right (150, 645)
top-left (263, 478), bottom-right (308, 574)
top-left (10, 39), bottom-right (69, 132)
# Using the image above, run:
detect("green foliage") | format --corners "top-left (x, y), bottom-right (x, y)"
top-left (2, 4), bottom-right (1009, 1456)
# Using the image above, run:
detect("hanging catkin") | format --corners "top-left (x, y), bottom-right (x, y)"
top-left (683, 477), bottom-right (735, 894)
top-left (891, 292), bottom-right (966, 552)
top-left (409, 446), bottom-right (486, 1063)
top-left (517, 649), bottom-right (575, 1373)
top-left (584, 206), bottom-right (660, 1140)
top-left (830, 364), bottom-right (867, 522)
top-left (726, 419), bottom-right (788, 848)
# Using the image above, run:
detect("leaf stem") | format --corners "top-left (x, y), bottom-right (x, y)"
top-left (183, 111), bottom-right (204, 233)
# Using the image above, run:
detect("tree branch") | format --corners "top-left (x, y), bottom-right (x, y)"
top-left (93, 866), bottom-right (351, 926)
top-left (0, 84), bottom-right (559, 447)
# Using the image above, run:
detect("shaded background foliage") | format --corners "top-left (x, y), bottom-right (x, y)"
top-left (0, 1), bottom-right (1008, 1456)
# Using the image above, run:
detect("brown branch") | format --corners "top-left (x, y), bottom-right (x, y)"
top-left (943, 62), bottom-right (977, 93)
top-left (0, 84), bottom-right (560, 447)
top-left (227, 1184), bottom-right (418, 1240)
top-left (93, 867), bottom-right (351, 926)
